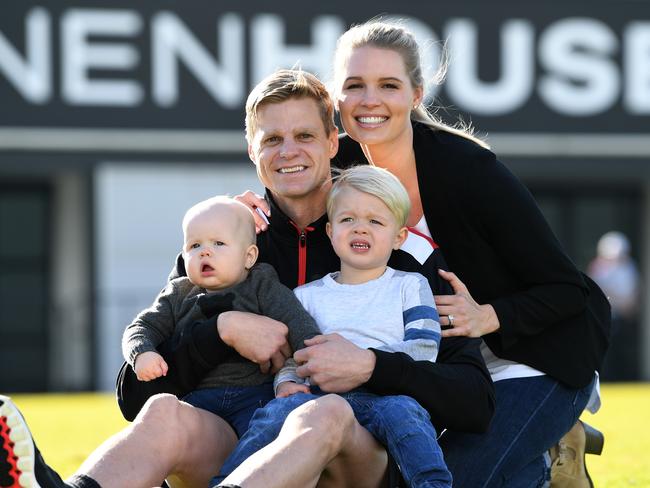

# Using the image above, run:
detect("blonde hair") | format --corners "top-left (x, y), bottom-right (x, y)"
top-left (333, 20), bottom-right (490, 149)
top-left (245, 69), bottom-right (337, 141)
top-left (327, 165), bottom-right (411, 227)
top-left (182, 196), bottom-right (256, 246)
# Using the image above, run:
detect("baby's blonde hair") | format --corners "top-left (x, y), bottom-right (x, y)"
top-left (327, 165), bottom-right (411, 227)
top-left (182, 196), bottom-right (256, 246)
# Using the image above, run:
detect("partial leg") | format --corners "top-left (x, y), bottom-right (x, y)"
top-left (79, 394), bottom-right (237, 488)
top-left (356, 394), bottom-right (451, 488)
top-left (214, 393), bottom-right (318, 484)
top-left (439, 375), bottom-right (594, 488)
top-left (1, 393), bottom-right (236, 488)
top-left (218, 394), bottom-right (388, 488)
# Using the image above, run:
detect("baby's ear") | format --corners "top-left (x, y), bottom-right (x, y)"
top-left (245, 244), bottom-right (259, 269)
top-left (393, 227), bottom-right (409, 250)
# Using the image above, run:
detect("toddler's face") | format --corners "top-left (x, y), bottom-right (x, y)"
top-left (326, 187), bottom-right (407, 281)
top-left (183, 205), bottom-right (256, 291)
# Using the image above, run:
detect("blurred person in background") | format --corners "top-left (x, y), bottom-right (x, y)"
top-left (588, 231), bottom-right (641, 381)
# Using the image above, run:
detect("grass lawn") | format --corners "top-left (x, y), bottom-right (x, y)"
top-left (10, 383), bottom-right (650, 485)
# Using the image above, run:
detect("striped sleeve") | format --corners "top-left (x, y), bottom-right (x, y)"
top-left (376, 273), bottom-right (441, 362)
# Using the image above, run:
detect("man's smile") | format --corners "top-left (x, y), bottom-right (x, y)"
top-left (278, 165), bottom-right (306, 174)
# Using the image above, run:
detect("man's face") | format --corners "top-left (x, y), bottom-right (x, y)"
top-left (248, 97), bottom-right (338, 201)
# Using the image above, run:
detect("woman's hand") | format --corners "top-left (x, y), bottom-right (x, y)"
top-left (234, 190), bottom-right (271, 233)
top-left (294, 334), bottom-right (376, 392)
top-left (435, 270), bottom-right (500, 338)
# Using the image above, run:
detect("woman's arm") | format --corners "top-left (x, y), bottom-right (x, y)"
top-left (470, 153), bottom-right (588, 347)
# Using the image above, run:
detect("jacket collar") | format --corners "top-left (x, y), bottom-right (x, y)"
top-left (263, 189), bottom-right (331, 246)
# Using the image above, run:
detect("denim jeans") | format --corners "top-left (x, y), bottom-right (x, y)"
top-left (439, 374), bottom-right (596, 488)
top-left (181, 382), bottom-right (274, 438)
top-left (212, 390), bottom-right (452, 488)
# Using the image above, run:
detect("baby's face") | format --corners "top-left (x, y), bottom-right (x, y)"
top-left (183, 205), bottom-right (256, 291)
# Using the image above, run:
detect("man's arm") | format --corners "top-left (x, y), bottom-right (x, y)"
top-left (367, 336), bottom-right (495, 433)
top-left (295, 333), bottom-right (494, 433)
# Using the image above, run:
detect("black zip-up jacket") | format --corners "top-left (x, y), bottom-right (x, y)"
top-left (169, 191), bottom-right (494, 434)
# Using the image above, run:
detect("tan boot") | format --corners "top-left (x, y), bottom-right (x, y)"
top-left (550, 421), bottom-right (603, 488)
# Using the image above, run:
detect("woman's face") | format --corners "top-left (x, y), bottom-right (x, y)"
top-left (336, 46), bottom-right (423, 147)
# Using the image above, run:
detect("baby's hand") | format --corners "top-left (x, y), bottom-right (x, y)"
top-left (276, 381), bottom-right (310, 398)
top-left (134, 351), bottom-right (169, 381)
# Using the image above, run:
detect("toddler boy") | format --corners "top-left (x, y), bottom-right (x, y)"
top-left (214, 166), bottom-right (452, 488)
top-left (122, 196), bottom-right (319, 438)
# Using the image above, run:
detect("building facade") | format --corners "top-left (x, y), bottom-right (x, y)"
top-left (1, 1), bottom-right (648, 391)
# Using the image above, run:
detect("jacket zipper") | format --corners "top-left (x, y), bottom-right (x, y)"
top-left (298, 230), bottom-right (307, 285)
top-left (289, 223), bottom-right (314, 286)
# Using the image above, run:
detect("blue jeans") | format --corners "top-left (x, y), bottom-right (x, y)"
top-left (439, 374), bottom-right (595, 488)
top-left (181, 382), bottom-right (274, 438)
top-left (212, 389), bottom-right (452, 488)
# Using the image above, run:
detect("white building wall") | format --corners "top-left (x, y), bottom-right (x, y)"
top-left (50, 172), bottom-right (92, 389)
top-left (94, 162), bottom-right (263, 390)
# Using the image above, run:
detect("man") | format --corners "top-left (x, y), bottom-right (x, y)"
top-left (1, 69), bottom-right (493, 488)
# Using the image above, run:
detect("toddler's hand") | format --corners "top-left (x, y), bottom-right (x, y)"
top-left (276, 381), bottom-right (310, 398)
top-left (134, 351), bottom-right (168, 381)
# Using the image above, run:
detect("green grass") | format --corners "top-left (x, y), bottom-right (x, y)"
top-left (10, 383), bottom-right (650, 485)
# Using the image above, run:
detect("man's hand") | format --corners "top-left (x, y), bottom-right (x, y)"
top-left (217, 311), bottom-right (291, 374)
top-left (234, 190), bottom-right (270, 234)
top-left (276, 381), bottom-right (311, 398)
top-left (294, 334), bottom-right (376, 393)
top-left (134, 351), bottom-right (169, 381)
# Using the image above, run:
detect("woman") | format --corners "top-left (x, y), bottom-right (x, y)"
top-left (329, 21), bottom-right (609, 487)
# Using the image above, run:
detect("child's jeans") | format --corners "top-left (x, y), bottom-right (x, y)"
top-left (212, 388), bottom-right (452, 488)
top-left (182, 382), bottom-right (274, 438)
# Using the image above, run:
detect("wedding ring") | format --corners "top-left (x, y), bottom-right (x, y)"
top-left (448, 314), bottom-right (455, 327)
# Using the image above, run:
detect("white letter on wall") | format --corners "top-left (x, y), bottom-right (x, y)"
top-left (539, 18), bottom-right (619, 116)
top-left (445, 18), bottom-right (534, 115)
top-left (152, 12), bottom-right (243, 108)
top-left (251, 14), bottom-right (344, 85)
top-left (0, 7), bottom-right (51, 103)
top-left (62, 9), bottom-right (143, 106)
top-left (624, 22), bottom-right (650, 114)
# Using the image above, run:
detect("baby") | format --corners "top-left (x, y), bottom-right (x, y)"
top-left (122, 196), bottom-right (319, 437)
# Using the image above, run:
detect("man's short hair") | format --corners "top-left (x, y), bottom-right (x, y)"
top-left (245, 69), bottom-right (337, 141)
top-left (327, 165), bottom-right (411, 228)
